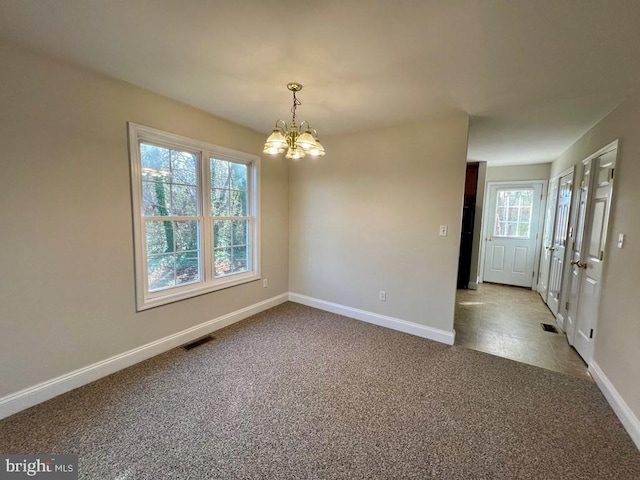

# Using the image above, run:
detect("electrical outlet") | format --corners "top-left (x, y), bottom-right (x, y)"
top-left (263, 278), bottom-right (268, 288)
top-left (379, 290), bottom-right (386, 302)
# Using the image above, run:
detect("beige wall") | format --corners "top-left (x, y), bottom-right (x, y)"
top-left (289, 116), bottom-right (469, 332)
top-left (0, 42), bottom-right (289, 397)
top-left (550, 92), bottom-right (640, 418)
top-left (486, 163), bottom-right (551, 182)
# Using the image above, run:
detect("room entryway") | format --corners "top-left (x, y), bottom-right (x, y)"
top-left (454, 283), bottom-right (588, 379)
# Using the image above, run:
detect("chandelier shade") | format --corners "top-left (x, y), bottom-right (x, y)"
top-left (263, 83), bottom-right (325, 160)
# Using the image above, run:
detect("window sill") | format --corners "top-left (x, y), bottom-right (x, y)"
top-left (137, 272), bottom-right (260, 311)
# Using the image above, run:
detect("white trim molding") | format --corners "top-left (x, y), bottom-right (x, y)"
top-left (589, 361), bottom-right (640, 450)
top-left (0, 293), bottom-right (288, 420)
top-left (289, 293), bottom-right (455, 345)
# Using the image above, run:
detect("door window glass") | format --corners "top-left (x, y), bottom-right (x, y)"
top-left (493, 189), bottom-right (534, 238)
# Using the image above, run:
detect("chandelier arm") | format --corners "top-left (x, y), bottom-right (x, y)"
top-left (274, 119), bottom-right (288, 133)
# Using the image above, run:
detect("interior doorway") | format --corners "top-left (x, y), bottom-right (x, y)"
top-left (457, 163), bottom-right (479, 289)
top-left (456, 174), bottom-right (586, 377)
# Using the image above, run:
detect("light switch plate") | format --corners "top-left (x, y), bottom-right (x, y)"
top-left (439, 225), bottom-right (448, 237)
top-left (617, 233), bottom-right (625, 248)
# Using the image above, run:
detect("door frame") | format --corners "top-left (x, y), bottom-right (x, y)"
top-left (479, 180), bottom-right (548, 289)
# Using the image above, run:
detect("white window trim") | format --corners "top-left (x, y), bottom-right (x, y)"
top-left (128, 122), bottom-right (261, 311)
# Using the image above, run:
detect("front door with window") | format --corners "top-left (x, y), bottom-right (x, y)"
top-left (482, 183), bottom-right (544, 288)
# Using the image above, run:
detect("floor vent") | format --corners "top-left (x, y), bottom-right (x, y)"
top-left (541, 323), bottom-right (558, 334)
top-left (183, 335), bottom-right (216, 350)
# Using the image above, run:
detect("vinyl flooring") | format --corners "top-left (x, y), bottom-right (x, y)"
top-left (455, 283), bottom-right (589, 379)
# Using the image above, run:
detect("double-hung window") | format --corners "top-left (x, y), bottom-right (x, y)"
top-left (128, 123), bottom-right (260, 310)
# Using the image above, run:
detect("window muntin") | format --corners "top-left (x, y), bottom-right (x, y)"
top-left (493, 188), bottom-right (533, 238)
top-left (129, 123), bottom-right (260, 311)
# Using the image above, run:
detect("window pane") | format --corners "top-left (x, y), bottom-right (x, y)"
top-left (214, 220), bottom-right (232, 248)
top-left (494, 189), bottom-right (534, 238)
top-left (212, 188), bottom-right (229, 216)
top-left (232, 246), bottom-right (248, 273)
top-left (142, 181), bottom-right (171, 216)
top-left (517, 223), bottom-right (530, 238)
top-left (233, 220), bottom-right (248, 246)
top-left (211, 159), bottom-right (230, 189)
top-left (141, 143), bottom-right (171, 178)
top-left (231, 163), bottom-right (248, 190)
top-left (170, 184), bottom-right (197, 216)
top-left (175, 221), bottom-right (199, 252)
top-left (230, 190), bottom-right (247, 216)
top-left (176, 252), bottom-right (200, 285)
top-left (148, 254), bottom-right (175, 291)
top-left (214, 247), bottom-right (232, 277)
top-left (171, 150), bottom-right (197, 185)
top-left (146, 220), bottom-right (174, 254)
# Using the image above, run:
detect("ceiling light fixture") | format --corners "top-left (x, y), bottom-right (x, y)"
top-left (263, 82), bottom-right (325, 160)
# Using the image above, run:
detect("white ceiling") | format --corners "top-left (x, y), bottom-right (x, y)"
top-left (1, 0), bottom-right (639, 166)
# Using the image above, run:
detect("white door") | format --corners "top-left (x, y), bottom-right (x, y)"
top-left (566, 161), bottom-right (591, 343)
top-left (571, 149), bottom-right (616, 363)
top-left (483, 183), bottom-right (544, 288)
top-left (546, 172), bottom-right (573, 315)
top-left (538, 177), bottom-right (558, 301)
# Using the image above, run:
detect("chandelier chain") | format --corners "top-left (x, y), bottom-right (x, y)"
top-left (291, 92), bottom-right (301, 125)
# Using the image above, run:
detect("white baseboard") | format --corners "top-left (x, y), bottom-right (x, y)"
top-left (468, 282), bottom-right (478, 290)
top-left (589, 361), bottom-right (640, 451)
top-left (289, 292), bottom-right (455, 345)
top-left (0, 293), bottom-right (289, 420)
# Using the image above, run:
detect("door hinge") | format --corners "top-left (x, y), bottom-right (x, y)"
top-left (580, 180), bottom-right (585, 189)
top-left (589, 329), bottom-right (594, 339)
top-left (610, 168), bottom-right (615, 180)
top-left (532, 271), bottom-right (535, 278)
top-left (565, 301), bottom-right (569, 310)
top-left (600, 250), bottom-right (604, 261)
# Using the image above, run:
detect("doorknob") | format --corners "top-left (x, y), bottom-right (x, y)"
top-left (486, 237), bottom-right (492, 241)
top-left (571, 260), bottom-right (588, 269)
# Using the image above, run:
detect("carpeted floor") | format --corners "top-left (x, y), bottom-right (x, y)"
top-left (1, 302), bottom-right (639, 479)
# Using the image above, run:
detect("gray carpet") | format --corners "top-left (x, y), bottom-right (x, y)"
top-left (1, 302), bottom-right (639, 479)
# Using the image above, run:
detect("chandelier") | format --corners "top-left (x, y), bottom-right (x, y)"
top-left (263, 82), bottom-right (325, 160)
